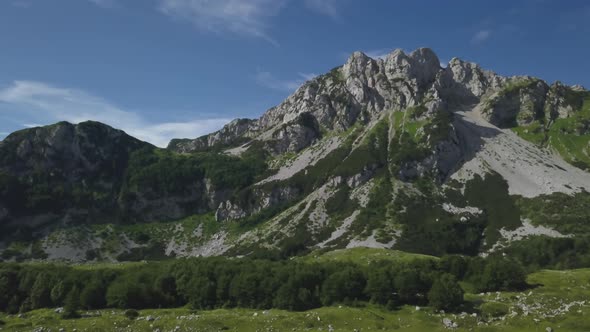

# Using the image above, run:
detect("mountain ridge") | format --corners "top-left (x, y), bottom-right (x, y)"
top-left (1, 47), bottom-right (590, 262)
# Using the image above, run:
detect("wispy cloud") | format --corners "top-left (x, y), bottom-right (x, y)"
top-left (471, 29), bottom-right (492, 44)
top-left (157, 0), bottom-right (343, 44)
top-left (11, 1), bottom-right (31, 8)
top-left (304, 0), bottom-right (339, 18)
top-left (365, 48), bottom-right (394, 60)
top-left (158, 0), bottom-right (287, 45)
top-left (255, 71), bottom-right (316, 92)
top-left (0, 81), bottom-right (231, 147)
top-left (87, 0), bottom-right (117, 8)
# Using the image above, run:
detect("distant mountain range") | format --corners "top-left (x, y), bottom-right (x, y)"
top-left (1, 47), bottom-right (590, 262)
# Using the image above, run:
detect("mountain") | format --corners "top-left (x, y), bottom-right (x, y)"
top-left (1, 48), bottom-right (590, 262)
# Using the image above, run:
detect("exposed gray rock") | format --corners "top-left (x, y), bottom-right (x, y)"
top-left (215, 200), bottom-right (248, 221)
top-left (481, 78), bottom-right (549, 127)
top-left (545, 81), bottom-right (581, 120)
top-left (168, 118), bottom-right (256, 153)
top-left (442, 318), bottom-right (458, 329)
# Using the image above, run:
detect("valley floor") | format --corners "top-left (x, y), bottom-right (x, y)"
top-left (1, 269), bottom-right (589, 332)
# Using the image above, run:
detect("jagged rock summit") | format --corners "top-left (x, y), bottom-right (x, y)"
top-left (2, 47), bottom-right (590, 262)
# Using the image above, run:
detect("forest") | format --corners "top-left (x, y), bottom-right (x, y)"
top-left (0, 254), bottom-right (527, 319)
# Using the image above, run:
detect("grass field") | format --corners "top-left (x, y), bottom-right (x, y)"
top-left (1, 267), bottom-right (588, 331)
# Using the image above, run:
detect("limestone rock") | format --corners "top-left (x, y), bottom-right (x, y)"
top-left (442, 318), bottom-right (458, 329)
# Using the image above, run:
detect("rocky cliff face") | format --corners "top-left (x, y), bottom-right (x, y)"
top-left (0, 121), bottom-right (253, 238)
top-left (2, 47), bottom-right (590, 262)
top-left (0, 121), bottom-right (149, 226)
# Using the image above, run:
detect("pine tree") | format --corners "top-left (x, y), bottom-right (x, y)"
top-left (63, 287), bottom-right (81, 319)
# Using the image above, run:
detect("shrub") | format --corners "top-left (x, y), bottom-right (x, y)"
top-left (321, 267), bottom-right (366, 305)
top-left (439, 255), bottom-right (469, 279)
top-left (480, 302), bottom-right (509, 319)
top-left (80, 281), bottom-right (107, 309)
top-left (479, 257), bottom-right (527, 292)
top-left (428, 273), bottom-right (464, 311)
top-left (124, 309), bottom-right (139, 320)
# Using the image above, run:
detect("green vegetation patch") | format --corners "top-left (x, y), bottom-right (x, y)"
top-left (517, 191), bottom-right (590, 234)
top-left (513, 91), bottom-right (590, 170)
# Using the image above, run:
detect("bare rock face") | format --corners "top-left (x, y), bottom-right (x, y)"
top-left (215, 200), bottom-right (248, 221)
top-left (214, 185), bottom-right (300, 222)
top-left (478, 78), bottom-right (587, 128)
top-left (168, 118), bottom-right (256, 153)
top-left (545, 82), bottom-right (583, 120)
top-left (481, 78), bottom-right (549, 127)
top-left (0, 121), bottom-right (148, 178)
top-left (168, 48), bottom-right (445, 155)
top-left (263, 113), bottom-right (321, 155)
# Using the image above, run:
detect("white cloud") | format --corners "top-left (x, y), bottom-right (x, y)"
top-left (158, 0), bottom-right (287, 45)
top-left (255, 71), bottom-right (316, 92)
top-left (471, 29), bottom-right (492, 44)
top-left (304, 0), bottom-right (339, 18)
top-left (0, 81), bottom-right (231, 147)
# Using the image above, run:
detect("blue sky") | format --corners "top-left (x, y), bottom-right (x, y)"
top-left (0, 0), bottom-right (589, 146)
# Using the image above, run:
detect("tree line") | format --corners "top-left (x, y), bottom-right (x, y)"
top-left (0, 254), bottom-right (527, 318)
